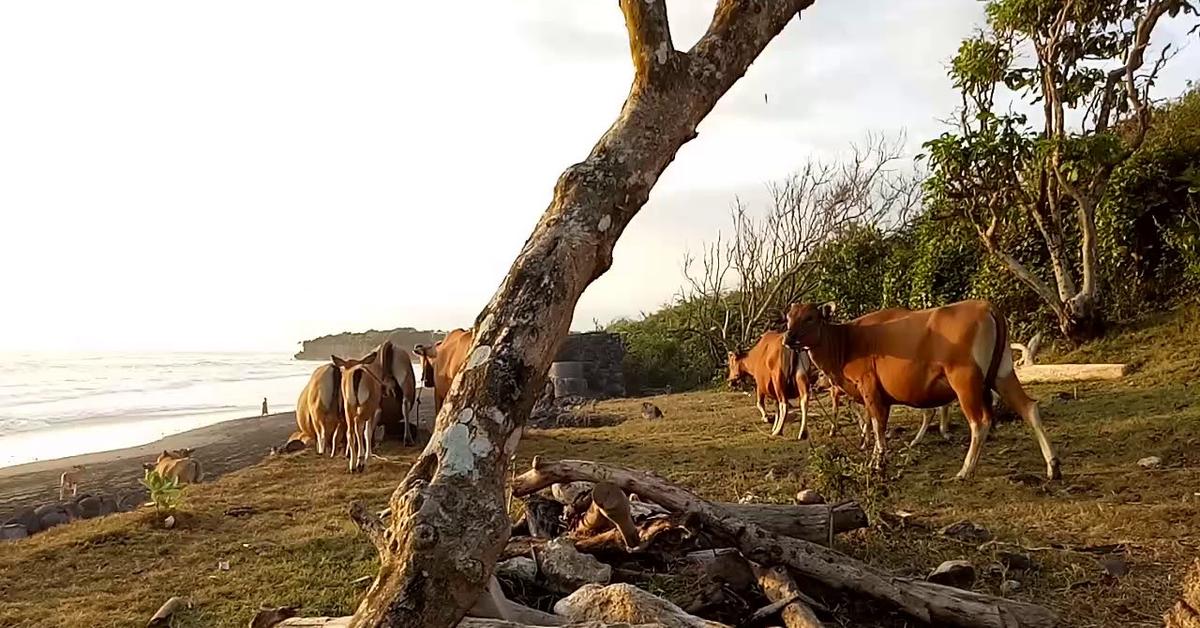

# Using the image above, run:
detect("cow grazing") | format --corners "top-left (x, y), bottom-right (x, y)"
top-left (784, 300), bottom-right (1060, 480)
top-left (153, 450), bottom-right (203, 484)
top-left (296, 362), bottom-right (344, 457)
top-left (413, 328), bottom-right (474, 414)
top-left (59, 465), bottom-right (85, 501)
top-left (371, 340), bottom-right (419, 444)
top-left (332, 352), bottom-right (385, 473)
top-left (726, 331), bottom-right (821, 439)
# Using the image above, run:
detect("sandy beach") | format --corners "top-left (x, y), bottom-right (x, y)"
top-left (0, 412), bottom-right (297, 522)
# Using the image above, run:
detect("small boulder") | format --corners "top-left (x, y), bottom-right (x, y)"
top-left (939, 520), bottom-right (992, 543)
top-left (4, 508), bottom-right (41, 535)
top-left (75, 495), bottom-right (103, 519)
top-left (640, 402), bottom-right (664, 420)
top-left (163, 515), bottom-right (176, 529)
top-left (928, 560), bottom-right (976, 589)
top-left (997, 551), bottom-right (1035, 572)
top-left (1001, 579), bottom-right (1022, 595)
top-left (537, 538), bottom-right (611, 593)
top-left (495, 556), bottom-right (538, 584)
top-left (1137, 456), bottom-right (1162, 469)
top-left (33, 503), bottom-right (72, 530)
top-left (1099, 556), bottom-right (1130, 579)
top-left (97, 495), bottom-right (118, 516)
top-left (554, 583), bottom-right (725, 628)
top-left (795, 489), bottom-right (825, 505)
top-left (1, 523), bottom-right (28, 541)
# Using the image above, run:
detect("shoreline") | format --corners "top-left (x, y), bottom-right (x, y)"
top-left (0, 412), bottom-right (297, 522)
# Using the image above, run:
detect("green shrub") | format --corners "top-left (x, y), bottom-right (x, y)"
top-left (140, 470), bottom-right (182, 514)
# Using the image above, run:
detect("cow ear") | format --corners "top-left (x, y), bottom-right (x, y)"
top-left (361, 350), bottom-right (379, 365)
top-left (819, 302), bottom-right (837, 319)
top-left (331, 355), bottom-right (346, 368)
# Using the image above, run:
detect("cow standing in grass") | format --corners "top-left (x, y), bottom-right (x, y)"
top-left (784, 300), bottom-right (1060, 480)
top-left (413, 328), bottom-right (474, 414)
top-left (726, 331), bottom-right (822, 439)
top-left (332, 352), bottom-right (385, 473)
top-left (295, 362), bottom-right (343, 456)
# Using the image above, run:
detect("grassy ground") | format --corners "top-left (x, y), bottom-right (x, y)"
top-left (1, 306), bottom-right (1198, 627)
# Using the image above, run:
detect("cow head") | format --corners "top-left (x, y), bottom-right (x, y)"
top-left (726, 351), bottom-right (746, 385)
top-left (331, 350), bottom-right (378, 371)
top-left (784, 301), bottom-right (836, 349)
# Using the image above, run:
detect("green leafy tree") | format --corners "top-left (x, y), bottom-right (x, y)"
top-left (140, 469), bottom-right (182, 514)
top-left (924, 0), bottom-right (1196, 341)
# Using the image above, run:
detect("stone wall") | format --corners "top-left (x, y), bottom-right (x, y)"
top-left (551, 332), bottom-right (626, 399)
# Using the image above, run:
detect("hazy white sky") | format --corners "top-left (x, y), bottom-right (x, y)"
top-left (1, 2), bottom-right (1195, 352)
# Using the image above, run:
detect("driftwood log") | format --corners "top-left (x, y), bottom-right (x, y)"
top-left (512, 458), bottom-right (1056, 628)
top-left (339, 1), bottom-right (819, 625)
top-left (1014, 363), bottom-right (1129, 383)
top-left (273, 620), bottom-right (660, 628)
top-left (749, 563), bottom-right (822, 628)
top-left (147, 596), bottom-right (189, 627)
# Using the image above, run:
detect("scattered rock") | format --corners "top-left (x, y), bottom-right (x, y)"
top-left (33, 503), bottom-right (73, 530)
top-left (117, 490), bottom-right (146, 512)
top-left (554, 583), bottom-right (725, 628)
top-left (795, 489), bottom-right (825, 505)
top-left (495, 556), bottom-right (538, 584)
top-left (1007, 472), bottom-right (1044, 487)
top-left (538, 538), bottom-right (611, 593)
top-left (928, 560), bottom-right (976, 589)
top-left (939, 520), bottom-right (993, 543)
top-left (763, 469), bottom-right (776, 482)
top-left (1099, 555), bottom-right (1130, 579)
top-left (984, 562), bottom-right (1005, 578)
top-left (217, 560), bottom-right (230, 571)
top-left (1, 523), bottom-right (29, 541)
top-left (997, 551), bottom-right (1035, 572)
top-left (250, 605), bottom-right (299, 628)
top-left (1001, 579), bottom-right (1022, 595)
top-left (224, 506), bottom-right (257, 518)
top-left (4, 508), bottom-right (40, 534)
top-left (640, 402), bottom-right (664, 420)
top-left (75, 495), bottom-right (103, 519)
top-left (736, 493), bottom-right (760, 504)
top-left (1137, 456), bottom-right (1162, 469)
top-left (163, 515), bottom-right (176, 529)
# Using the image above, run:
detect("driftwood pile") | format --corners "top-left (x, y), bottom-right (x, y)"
top-left (253, 457), bottom-right (1057, 628)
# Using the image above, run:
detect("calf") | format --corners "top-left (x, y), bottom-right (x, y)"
top-left (59, 464), bottom-right (85, 501)
top-left (332, 352), bottom-right (385, 473)
top-left (784, 300), bottom-right (1060, 480)
top-left (152, 450), bottom-right (203, 484)
top-left (726, 331), bottom-right (821, 439)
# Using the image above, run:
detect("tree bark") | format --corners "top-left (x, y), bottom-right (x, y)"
top-left (345, 2), bottom-right (818, 626)
top-left (1014, 363), bottom-right (1129, 383)
top-left (513, 458), bottom-right (1056, 628)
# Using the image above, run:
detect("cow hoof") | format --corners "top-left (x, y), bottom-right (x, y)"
top-left (1047, 459), bottom-right (1062, 481)
top-left (797, 430), bottom-right (809, 441)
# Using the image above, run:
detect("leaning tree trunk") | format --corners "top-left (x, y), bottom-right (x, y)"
top-left (345, 2), bottom-right (818, 626)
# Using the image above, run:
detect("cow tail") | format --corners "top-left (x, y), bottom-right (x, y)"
top-left (331, 365), bottom-right (343, 418)
top-left (782, 342), bottom-right (800, 399)
top-left (982, 306), bottom-right (1009, 414)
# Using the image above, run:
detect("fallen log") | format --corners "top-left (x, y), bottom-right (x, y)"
top-left (512, 458), bottom-right (1056, 628)
top-left (1015, 363), bottom-right (1129, 383)
top-left (272, 619), bottom-right (661, 628)
top-left (749, 563), bottom-right (822, 628)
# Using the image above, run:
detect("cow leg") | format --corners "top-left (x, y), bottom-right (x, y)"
top-left (771, 397), bottom-right (788, 437)
top-left (995, 373), bottom-right (1061, 480)
top-left (347, 419), bottom-right (359, 473)
top-left (826, 389), bottom-right (840, 438)
top-left (332, 423), bottom-right (345, 459)
top-left (951, 373), bottom-right (992, 480)
top-left (861, 382), bottom-right (890, 472)
top-left (755, 390), bottom-right (770, 424)
top-left (909, 409), bottom-right (933, 448)
top-left (857, 405), bottom-right (872, 451)
top-left (939, 405), bottom-right (953, 441)
top-left (315, 423), bottom-right (327, 456)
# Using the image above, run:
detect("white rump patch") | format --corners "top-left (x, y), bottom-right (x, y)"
top-left (356, 376), bottom-right (371, 405)
top-left (971, 316), bottom-right (998, 378)
top-left (466, 345), bottom-right (491, 371)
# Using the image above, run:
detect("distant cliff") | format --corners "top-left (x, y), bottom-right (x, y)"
top-left (294, 327), bottom-right (447, 361)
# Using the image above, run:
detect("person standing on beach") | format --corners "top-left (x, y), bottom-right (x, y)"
top-left (261, 397), bottom-right (269, 416)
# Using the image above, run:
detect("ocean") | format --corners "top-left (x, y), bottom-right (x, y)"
top-left (0, 352), bottom-right (417, 469)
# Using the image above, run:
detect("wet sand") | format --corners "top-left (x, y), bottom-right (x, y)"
top-left (0, 412), bottom-right (298, 522)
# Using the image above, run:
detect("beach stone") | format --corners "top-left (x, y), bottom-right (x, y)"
top-left (1001, 579), bottom-right (1022, 595)
top-left (4, 508), bottom-right (41, 534)
top-left (795, 489), bottom-right (825, 505)
top-left (75, 495), bottom-right (103, 519)
top-left (495, 556), bottom-right (538, 584)
top-left (117, 489), bottom-right (147, 512)
top-left (1, 523), bottom-right (29, 541)
top-left (1137, 456), bottom-right (1162, 469)
top-left (998, 550), bottom-right (1035, 572)
top-left (34, 503), bottom-right (72, 530)
top-left (928, 560), bottom-right (976, 589)
top-left (939, 519), bottom-right (993, 543)
top-left (97, 495), bottom-right (118, 516)
top-left (538, 538), bottom-right (611, 593)
top-left (1099, 556), bottom-right (1130, 578)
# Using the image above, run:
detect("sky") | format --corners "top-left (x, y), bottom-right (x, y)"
top-left (1, 1), bottom-right (1196, 353)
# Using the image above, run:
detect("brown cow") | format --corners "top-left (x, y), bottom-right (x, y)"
top-left (784, 300), bottom-right (1060, 480)
top-left (726, 331), bottom-right (821, 439)
top-left (152, 450), bottom-right (203, 484)
top-left (296, 362), bottom-right (343, 457)
top-left (332, 351), bottom-right (385, 473)
top-left (413, 328), bottom-right (473, 414)
top-left (371, 340), bottom-right (418, 444)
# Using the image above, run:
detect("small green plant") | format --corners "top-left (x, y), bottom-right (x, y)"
top-left (140, 469), bottom-right (182, 514)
